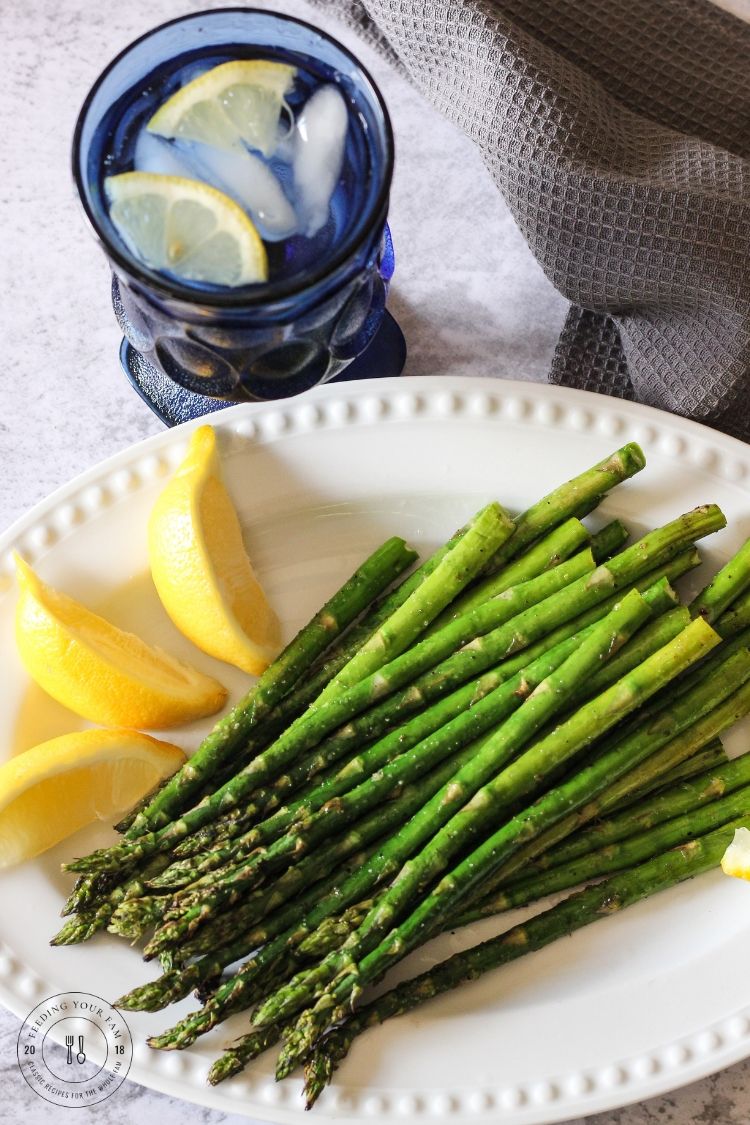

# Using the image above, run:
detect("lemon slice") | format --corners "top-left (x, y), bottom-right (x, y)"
top-left (721, 826), bottom-right (750, 880)
top-left (148, 425), bottom-right (281, 676)
top-left (148, 59), bottom-right (296, 157)
top-left (14, 555), bottom-right (227, 729)
top-left (105, 172), bottom-right (268, 286)
top-left (0, 729), bottom-right (185, 867)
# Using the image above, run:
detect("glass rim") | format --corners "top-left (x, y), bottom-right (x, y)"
top-left (71, 6), bottom-right (395, 309)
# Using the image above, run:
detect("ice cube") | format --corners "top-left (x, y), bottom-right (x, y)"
top-left (292, 85), bottom-right (348, 238)
top-left (189, 142), bottom-right (297, 242)
top-left (133, 128), bottom-right (197, 179)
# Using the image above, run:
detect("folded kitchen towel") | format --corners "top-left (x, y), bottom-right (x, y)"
top-left (315, 0), bottom-right (750, 438)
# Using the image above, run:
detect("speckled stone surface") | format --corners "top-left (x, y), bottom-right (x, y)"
top-left (1, 1), bottom-right (749, 1122)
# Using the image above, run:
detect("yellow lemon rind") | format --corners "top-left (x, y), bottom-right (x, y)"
top-left (104, 171), bottom-right (269, 285)
top-left (14, 554), bottom-right (228, 729)
top-left (0, 729), bottom-right (185, 868)
top-left (148, 425), bottom-right (281, 677)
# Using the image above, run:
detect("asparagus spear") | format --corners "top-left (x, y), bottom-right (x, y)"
top-left (432, 517), bottom-right (590, 625)
top-left (210, 1025), bottom-right (282, 1086)
top-left (590, 519), bottom-right (629, 560)
top-left (438, 518), bottom-right (629, 630)
top-left (157, 515), bottom-right (614, 846)
top-left (278, 626), bottom-right (733, 1061)
top-left (259, 617), bottom-right (719, 1048)
top-left (145, 624), bottom-right (738, 1054)
top-left (604, 738), bottom-right (727, 810)
top-left (65, 536), bottom-right (421, 911)
top-left (299, 819), bottom-right (746, 1107)
top-left (71, 521), bottom-right (490, 902)
top-left (690, 536), bottom-right (750, 623)
top-left (57, 559), bottom-right (699, 943)
top-left (288, 739), bottom-right (739, 953)
top-left (484, 443), bottom-right (646, 575)
top-left (150, 586), bottom-right (683, 907)
top-left (144, 614), bottom-right (734, 1050)
top-left (66, 546), bottom-right (596, 882)
top-left (514, 746), bottom-right (750, 874)
top-left (117, 546), bottom-right (465, 840)
top-left (716, 587), bottom-right (750, 640)
top-left (478, 672), bottom-right (750, 896)
top-left (310, 502), bottom-right (514, 707)
top-left (458, 773), bottom-right (750, 921)
top-left (156, 594), bottom-right (685, 903)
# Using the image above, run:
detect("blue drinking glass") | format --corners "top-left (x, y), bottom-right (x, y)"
top-left (72, 8), bottom-right (399, 414)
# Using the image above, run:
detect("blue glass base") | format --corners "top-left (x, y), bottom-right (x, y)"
top-left (119, 310), bottom-right (407, 427)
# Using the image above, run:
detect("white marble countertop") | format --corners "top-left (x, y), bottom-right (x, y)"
top-left (1, 1), bottom-right (749, 1122)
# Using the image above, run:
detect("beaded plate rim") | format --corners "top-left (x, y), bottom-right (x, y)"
top-left (2, 375), bottom-right (750, 1124)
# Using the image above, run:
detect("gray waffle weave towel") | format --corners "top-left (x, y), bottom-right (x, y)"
top-left (316, 0), bottom-right (750, 438)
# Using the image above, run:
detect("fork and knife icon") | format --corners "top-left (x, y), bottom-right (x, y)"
top-left (64, 1035), bottom-right (86, 1065)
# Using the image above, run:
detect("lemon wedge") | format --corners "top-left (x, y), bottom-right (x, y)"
top-left (14, 555), bottom-right (227, 728)
top-left (721, 826), bottom-right (750, 880)
top-left (0, 729), bottom-right (185, 867)
top-left (147, 59), bottom-right (296, 157)
top-left (105, 172), bottom-right (268, 286)
top-left (148, 425), bottom-right (281, 676)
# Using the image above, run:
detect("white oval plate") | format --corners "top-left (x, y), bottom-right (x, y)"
top-left (2, 376), bottom-right (750, 1125)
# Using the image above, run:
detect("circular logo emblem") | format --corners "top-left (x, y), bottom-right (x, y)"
top-left (17, 992), bottom-right (133, 1108)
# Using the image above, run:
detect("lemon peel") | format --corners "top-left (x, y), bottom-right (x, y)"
top-left (148, 425), bottom-right (281, 676)
top-left (14, 555), bottom-right (227, 728)
top-left (0, 729), bottom-right (185, 868)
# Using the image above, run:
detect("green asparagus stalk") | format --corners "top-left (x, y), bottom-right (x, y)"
top-left (438, 518), bottom-right (629, 632)
top-left (154, 550), bottom-right (615, 891)
top-left (590, 519), bottom-right (629, 561)
top-left (513, 747), bottom-right (750, 875)
top-left (144, 611), bottom-right (733, 1052)
top-left (71, 523), bottom-right (493, 904)
top-left (310, 503), bottom-right (514, 707)
top-left (603, 738), bottom-right (727, 812)
top-left (67, 539), bottom-right (422, 911)
top-left (432, 517), bottom-right (590, 625)
top-left (258, 616), bottom-right (719, 1035)
top-left (477, 672), bottom-right (750, 897)
top-left (300, 819), bottom-right (745, 1107)
top-left (151, 587), bottom-right (684, 904)
top-left (285, 742), bottom-right (737, 953)
top-left (209, 1025), bottom-right (282, 1085)
top-left (716, 588), bottom-right (750, 638)
top-left (159, 512), bottom-right (589, 837)
top-left (124, 722), bottom-right (461, 939)
top-left (169, 557), bottom-right (696, 868)
top-left (484, 443), bottom-right (646, 575)
top-left (458, 774), bottom-right (750, 922)
top-left (690, 536), bottom-right (750, 623)
top-left (51, 855), bottom-right (173, 946)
